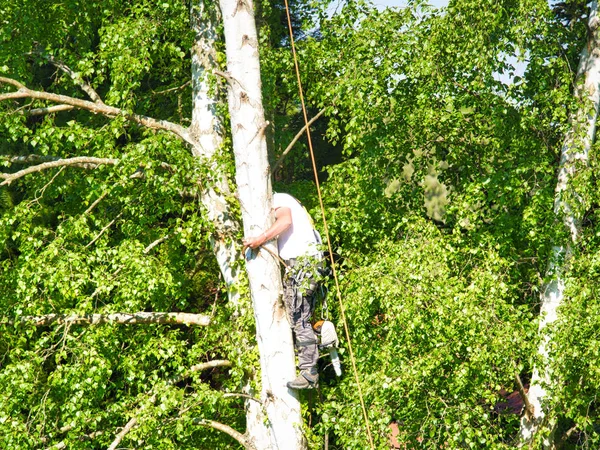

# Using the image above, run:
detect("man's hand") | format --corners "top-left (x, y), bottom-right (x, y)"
top-left (242, 233), bottom-right (266, 254)
top-left (241, 206), bottom-right (291, 255)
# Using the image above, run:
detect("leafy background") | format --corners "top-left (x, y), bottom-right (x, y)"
top-left (1, 0), bottom-right (599, 448)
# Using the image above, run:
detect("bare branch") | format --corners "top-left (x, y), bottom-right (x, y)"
top-left (107, 417), bottom-right (138, 450)
top-left (84, 191), bottom-right (109, 215)
top-left (0, 77), bottom-right (25, 90)
top-left (247, 120), bottom-right (269, 147)
top-left (42, 53), bottom-right (104, 104)
top-left (1, 156), bottom-right (176, 188)
top-left (85, 212), bottom-right (122, 248)
top-left (223, 392), bottom-right (261, 404)
top-left (0, 156), bottom-right (118, 186)
top-left (514, 372), bottom-right (534, 418)
top-left (272, 108), bottom-right (326, 171)
top-left (35, 166), bottom-right (65, 201)
top-left (40, 424), bottom-right (75, 444)
top-left (152, 80), bottom-right (191, 96)
top-left (144, 235), bottom-right (170, 254)
top-left (6, 312), bottom-right (211, 327)
top-left (161, 361), bottom-right (231, 396)
top-left (0, 77), bottom-right (193, 146)
top-left (190, 360), bottom-right (232, 373)
top-left (194, 419), bottom-right (254, 449)
top-left (44, 442), bottom-right (66, 450)
top-left (28, 105), bottom-right (75, 116)
top-left (213, 70), bottom-right (246, 91)
top-left (0, 91), bottom-right (32, 102)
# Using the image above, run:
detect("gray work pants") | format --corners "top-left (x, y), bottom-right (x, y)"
top-left (283, 261), bottom-right (319, 371)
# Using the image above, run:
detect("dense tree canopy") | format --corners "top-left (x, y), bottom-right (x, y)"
top-left (1, 0), bottom-right (599, 448)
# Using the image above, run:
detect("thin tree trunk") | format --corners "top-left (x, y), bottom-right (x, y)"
top-left (190, 1), bottom-right (243, 310)
top-left (218, 0), bottom-right (306, 448)
top-left (191, 2), bottom-right (273, 445)
top-left (520, 2), bottom-right (600, 447)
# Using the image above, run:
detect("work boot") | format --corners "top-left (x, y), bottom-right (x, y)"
top-left (286, 369), bottom-right (318, 390)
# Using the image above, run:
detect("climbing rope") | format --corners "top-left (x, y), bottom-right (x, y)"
top-left (281, 2), bottom-right (376, 448)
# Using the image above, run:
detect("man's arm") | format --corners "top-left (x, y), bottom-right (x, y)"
top-left (242, 206), bottom-right (292, 252)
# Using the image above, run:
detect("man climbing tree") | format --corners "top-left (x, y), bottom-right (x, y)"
top-left (244, 192), bottom-right (324, 389)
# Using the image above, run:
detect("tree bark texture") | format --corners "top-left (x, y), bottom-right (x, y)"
top-left (218, 0), bottom-right (305, 448)
top-left (191, 1), bottom-right (243, 310)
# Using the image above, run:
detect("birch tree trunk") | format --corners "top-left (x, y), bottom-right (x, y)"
top-left (190, 1), bottom-right (242, 309)
top-left (520, 3), bottom-right (600, 446)
top-left (192, 2), bottom-right (272, 445)
top-left (218, 0), bottom-right (306, 448)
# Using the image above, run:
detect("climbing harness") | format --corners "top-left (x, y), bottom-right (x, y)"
top-left (282, 251), bottom-right (342, 378)
top-left (288, 256), bottom-right (342, 378)
top-left (282, 1), bottom-right (376, 448)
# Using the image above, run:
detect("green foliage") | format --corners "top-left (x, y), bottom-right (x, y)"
top-left (0, 0), bottom-right (599, 447)
top-left (313, 218), bottom-right (536, 448)
top-left (278, 0), bottom-right (598, 447)
top-left (0, 130), bottom-right (255, 447)
top-left (0, 1), bottom-right (254, 448)
top-left (537, 146), bottom-right (600, 447)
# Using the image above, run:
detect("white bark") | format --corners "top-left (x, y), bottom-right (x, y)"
top-left (190, 1), bottom-right (242, 309)
top-left (191, 3), bottom-right (271, 445)
top-left (520, 2), bottom-right (600, 446)
top-left (9, 312), bottom-right (211, 327)
top-left (218, 0), bottom-right (306, 448)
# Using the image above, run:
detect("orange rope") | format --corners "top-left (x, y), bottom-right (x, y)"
top-left (281, 3), bottom-right (375, 448)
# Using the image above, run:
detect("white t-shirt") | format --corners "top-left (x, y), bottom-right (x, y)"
top-left (273, 193), bottom-right (319, 260)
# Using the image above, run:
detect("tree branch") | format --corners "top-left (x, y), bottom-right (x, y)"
top-left (1, 155), bottom-right (176, 188)
top-left (0, 77), bottom-right (193, 146)
top-left (0, 156), bottom-right (118, 186)
top-left (190, 360), bottom-right (232, 373)
top-left (42, 53), bottom-right (104, 104)
top-left (28, 105), bottom-right (75, 116)
top-left (272, 108), bottom-right (326, 171)
top-left (85, 212), bottom-right (122, 248)
top-left (194, 419), bottom-right (254, 449)
top-left (144, 235), bottom-right (170, 254)
top-left (152, 80), bottom-right (191, 96)
top-left (213, 70), bottom-right (244, 89)
top-left (5, 312), bottom-right (211, 327)
top-left (514, 372), bottom-right (534, 418)
top-left (223, 392), bottom-right (261, 404)
top-left (107, 417), bottom-right (138, 450)
top-left (0, 77), bottom-right (25, 90)
top-left (106, 359), bottom-right (231, 449)
top-left (84, 191), bottom-right (109, 215)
